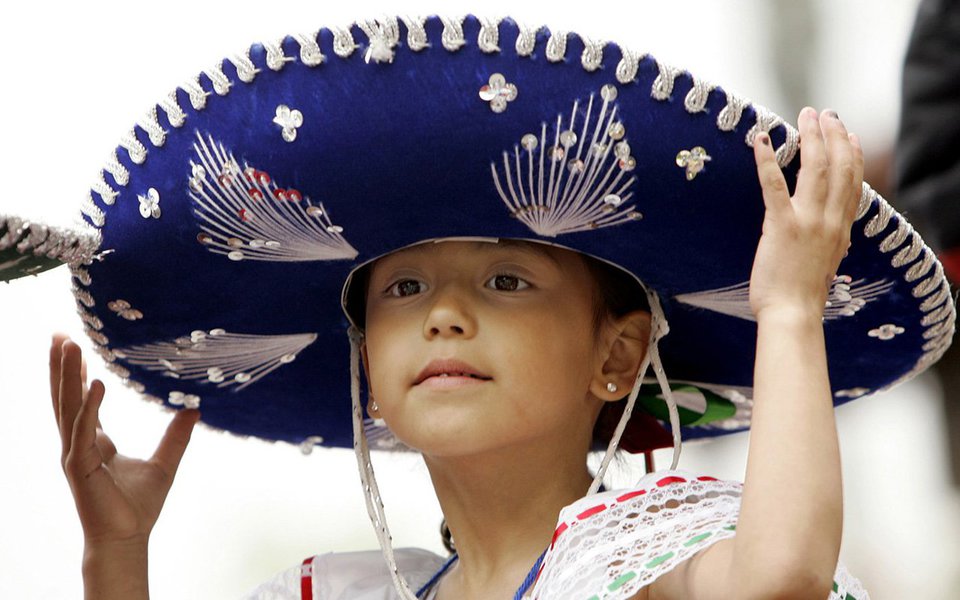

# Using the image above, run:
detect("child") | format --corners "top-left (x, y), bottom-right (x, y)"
top-left (25, 14), bottom-right (953, 599)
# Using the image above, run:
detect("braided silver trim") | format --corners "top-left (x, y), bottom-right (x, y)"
top-left (331, 27), bottom-right (357, 58)
top-left (615, 47), bottom-right (642, 84)
top-left (102, 151), bottom-right (129, 186)
top-left (205, 63), bottom-right (232, 95)
top-left (137, 107), bottom-right (166, 147)
top-left (181, 76), bottom-right (208, 110)
top-left (856, 184), bottom-right (874, 220)
top-left (358, 17), bottom-right (400, 64)
top-left (880, 220), bottom-right (913, 253)
top-left (230, 50), bottom-right (258, 83)
top-left (263, 39), bottom-right (292, 71)
top-left (399, 16), bottom-right (429, 51)
top-left (545, 30), bottom-right (567, 62)
top-left (79, 308), bottom-right (103, 331)
top-left (580, 38), bottom-right (605, 72)
top-left (920, 281), bottom-right (951, 312)
top-left (515, 22), bottom-right (538, 56)
top-left (159, 91), bottom-right (186, 128)
top-left (73, 284), bottom-right (95, 308)
top-left (478, 17), bottom-right (501, 53)
top-left (717, 90), bottom-right (747, 132)
top-left (440, 16), bottom-right (465, 51)
top-left (72, 267), bottom-right (92, 286)
top-left (91, 172), bottom-right (118, 206)
top-left (293, 32), bottom-right (325, 66)
top-left (865, 201), bottom-right (896, 238)
top-left (651, 61), bottom-right (680, 100)
top-left (684, 78), bottom-right (715, 113)
top-left (80, 194), bottom-right (105, 227)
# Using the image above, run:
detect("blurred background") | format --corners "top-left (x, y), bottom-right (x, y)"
top-left (2, 0), bottom-right (958, 597)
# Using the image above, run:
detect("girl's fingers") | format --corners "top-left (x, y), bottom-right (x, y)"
top-left (820, 110), bottom-right (858, 224)
top-left (793, 107), bottom-right (829, 206)
top-left (49, 334), bottom-right (70, 427)
top-left (151, 409), bottom-right (200, 478)
top-left (58, 341), bottom-right (85, 462)
top-left (67, 379), bottom-right (106, 478)
top-left (846, 133), bottom-right (865, 222)
top-left (754, 132), bottom-right (791, 215)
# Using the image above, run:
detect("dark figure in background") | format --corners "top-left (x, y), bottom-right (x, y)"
top-left (896, 0), bottom-right (960, 485)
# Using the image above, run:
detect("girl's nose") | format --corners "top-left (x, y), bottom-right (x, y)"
top-left (423, 285), bottom-right (477, 339)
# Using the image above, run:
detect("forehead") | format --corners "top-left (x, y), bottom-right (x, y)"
top-left (370, 239), bottom-right (568, 271)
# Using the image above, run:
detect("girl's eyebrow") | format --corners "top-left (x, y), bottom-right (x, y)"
top-left (474, 240), bottom-right (563, 268)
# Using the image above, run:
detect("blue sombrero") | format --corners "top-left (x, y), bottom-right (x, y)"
top-left (35, 15), bottom-right (952, 453)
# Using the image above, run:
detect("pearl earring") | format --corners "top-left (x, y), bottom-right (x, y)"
top-left (606, 382), bottom-right (618, 393)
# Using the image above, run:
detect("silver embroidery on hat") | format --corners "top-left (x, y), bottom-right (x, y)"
top-left (107, 299), bottom-right (143, 321)
top-left (675, 276), bottom-right (895, 322)
top-left (118, 329), bottom-right (318, 391)
top-left (868, 324), bottom-right (904, 340)
top-left (189, 133), bottom-right (358, 262)
top-left (492, 85), bottom-right (641, 237)
top-left (138, 188), bottom-right (161, 219)
top-left (676, 147), bottom-right (712, 180)
top-left (479, 73), bottom-right (518, 113)
top-left (359, 17), bottom-right (400, 64)
top-left (273, 105), bottom-right (303, 142)
top-left (168, 391), bottom-right (201, 409)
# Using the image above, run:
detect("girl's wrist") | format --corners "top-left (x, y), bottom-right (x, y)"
top-left (754, 302), bottom-right (825, 327)
top-left (82, 538), bottom-right (150, 600)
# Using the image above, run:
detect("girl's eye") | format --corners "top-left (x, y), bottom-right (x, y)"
top-left (486, 274), bottom-right (530, 291)
top-left (388, 279), bottom-right (427, 297)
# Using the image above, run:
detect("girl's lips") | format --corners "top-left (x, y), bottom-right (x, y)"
top-left (414, 358), bottom-right (492, 386)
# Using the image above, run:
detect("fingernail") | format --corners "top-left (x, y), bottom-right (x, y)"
top-left (826, 110), bottom-right (840, 120)
top-left (758, 133), bottom-right (771, 146)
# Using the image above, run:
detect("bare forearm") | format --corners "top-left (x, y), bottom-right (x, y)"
top-left (735, 306), bottom-right (843, 596)
top-left (82, 540), bottom-right (150, 600)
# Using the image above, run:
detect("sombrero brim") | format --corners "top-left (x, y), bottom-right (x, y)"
top-left (60, 15), bottom-right (952, 452)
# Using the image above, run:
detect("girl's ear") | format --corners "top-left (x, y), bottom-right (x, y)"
top-left (590, 309), bottom-right (651, 401)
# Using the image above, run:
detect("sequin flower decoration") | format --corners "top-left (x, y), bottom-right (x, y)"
top-left (676, 147), bottom-right (712, 181)
top-left (273, 105), bottom-right (303, 142)
top-left (479, 73), bottom-right (518, 113)
top-left (107, 299), bottom-right (144, 321)
top-left (138, 188), bottom-right (161, 219)
top-left (492, 84), bottom-right (642, 237)
top-left (868, 324), bottom-right (905, 340)
top-left (188, 133), bottom-right (357, 262)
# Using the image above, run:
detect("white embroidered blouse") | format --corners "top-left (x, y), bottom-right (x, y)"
top-left (244, 470), bottom-right (870, 600)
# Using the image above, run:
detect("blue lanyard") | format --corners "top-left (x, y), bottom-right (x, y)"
top-left (415, 548), bottom-right (547, 599)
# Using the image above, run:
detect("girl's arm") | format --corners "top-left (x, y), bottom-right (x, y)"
top-left (51, 336), bottom-right (199, 599)
top-left (650, 108), bottom-right (863, 600)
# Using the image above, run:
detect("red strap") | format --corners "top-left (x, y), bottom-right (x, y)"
top-left (300, 557), bottom-right (314, 600)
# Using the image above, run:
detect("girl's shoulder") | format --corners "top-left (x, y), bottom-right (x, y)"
top-left (532, 470), bottom-right (869, 600)
top-left (243, 547), bottom-right (446, 600)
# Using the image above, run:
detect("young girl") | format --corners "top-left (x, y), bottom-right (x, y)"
top-left (27, 14), bottom-right (952, 600)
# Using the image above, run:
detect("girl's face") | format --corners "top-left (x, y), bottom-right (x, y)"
top-left (363, 240), bottom-right (611, 458)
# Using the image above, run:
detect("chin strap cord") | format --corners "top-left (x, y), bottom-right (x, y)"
top-left (587, 287), bottom-right (682, 496)
top-left (349, 326), bottom-right (420, 600)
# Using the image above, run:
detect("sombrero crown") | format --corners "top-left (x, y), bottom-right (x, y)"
top-left (48, 15), bottom-right (953, 453)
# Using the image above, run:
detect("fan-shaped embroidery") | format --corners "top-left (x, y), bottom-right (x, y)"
top-left (675, 276), bottom-right (894, 322)
top-left (491, 85), bottom-right (642, 237)
top-left (189, 133), bottom-right (358, 262)
top-left (115, 329), bottom-right (318, 391)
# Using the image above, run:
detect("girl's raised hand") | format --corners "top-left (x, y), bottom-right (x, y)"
top-left (50, 334), bottom-right (200, 548)
top-left (749, 107), bottom-right (864, 321)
